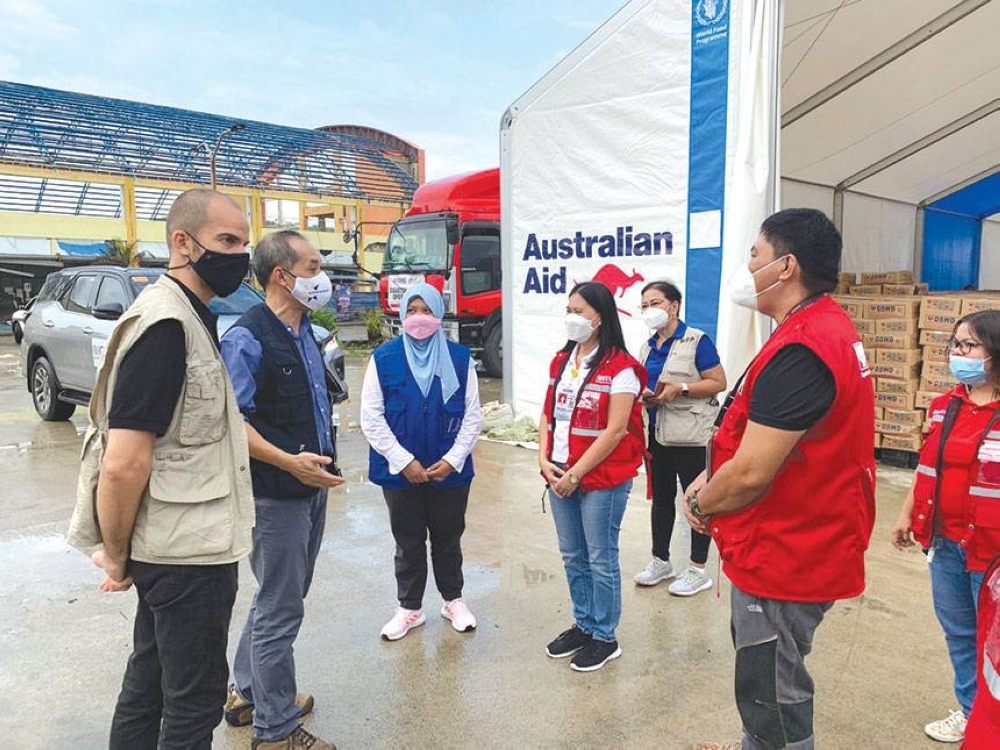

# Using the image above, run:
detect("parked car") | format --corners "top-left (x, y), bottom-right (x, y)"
top-left (20, 266), bottom-right (346, 421)
top-left (7, 297), bottom-right (35, 344)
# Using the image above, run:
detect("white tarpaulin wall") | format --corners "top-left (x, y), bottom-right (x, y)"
top-left (502, 0), bottom-right (781, 419)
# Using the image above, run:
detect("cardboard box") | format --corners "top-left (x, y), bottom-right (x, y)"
top-left (916, 283), bottom-right (930, 295)
top-left (865, 298), bottom-right (921, 320)
top-left (876, 419), bottom-right (921, 436)
top-left (876, 318), bottom-right (918, 335)
top-left (851, 284), bottom-right (884, 297)
top-left (835, 283), bottom-right (851, 295)
top-left (863, 332), bottom-right (919, 350)
top-left (854, 319), bottom-right (876, 334)
top-left (862, 271), bottom-right (914, 285)
top-left (920, 310), bottom-right (960, 332)
top-left (922, 360), bottom-right (952, 380)
top-left (875, 406), bottom-right (885, 420)
top-left (961, 297), bottom-right (1000, 315)
top-left (921, 295), bottom-right (964, 316)
top-left (920, 375), bottom-right (954, 393)
top-left (875, 378), bottom-right (920, 395)
top-left (920, 329), bottom-right (952, 346)
top-left (915, 391), bottom-right (939, 410)
top-left (880, 434), bottom-right (923, 452)
top-left (838, 272), bottom-right (858, 285)
top-left (875, 348), bottom-right (922, 366)
top-left (871, 362), bottom-right (921, 381)
top-left (923, 343), bottom-right (949, 362)
top-left (882, 284), bottom-right (919, 296)
top-left (884, 408), bottom-right (924, 427)
top-left (875, 391), bottom-right (915, 410)
top-left (832, 296), bottom-right (864, 319)
top-left (874, 432), bottom-right (882, 449)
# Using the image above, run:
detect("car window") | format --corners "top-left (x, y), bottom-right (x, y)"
top-left (37, 274), bottom-right (70, 302)
top-left (95, 277), bottom-right (129, 309)
top-left (129, 270), bottom-right (164, 296)
top-left (208, 282), bottom-right (263, 316)
top-left (65, 275), bottom-right (98, 314)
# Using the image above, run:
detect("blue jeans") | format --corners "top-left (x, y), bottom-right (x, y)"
top-left (234, 491), bottom-right (327, 741)
top-left (929, 535), bottom-right (985, 716)
top-left (548, 480), bottom-right (631, 643)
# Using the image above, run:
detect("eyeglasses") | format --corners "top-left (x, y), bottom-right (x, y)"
top-left (948, 338), bottom-right (985, 356)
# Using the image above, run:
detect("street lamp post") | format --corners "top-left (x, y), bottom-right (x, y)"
top-left (190, 123), bottom-right (245, 189)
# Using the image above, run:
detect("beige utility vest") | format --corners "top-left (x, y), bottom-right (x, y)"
top-left (68, 278), bottom-right (254, 565)
top-left (640, 324), bottom-right (720, 447)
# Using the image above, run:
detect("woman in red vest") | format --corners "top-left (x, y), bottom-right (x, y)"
top-left (964, 553), bottom-right (1000, 748)
top-left (538, 281), bottom-right (647, 673)
top-left (892, 310), bottom-right (1000, 744)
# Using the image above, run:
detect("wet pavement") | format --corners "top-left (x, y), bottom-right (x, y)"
top-left (0, 336), bottom-right (957, 748)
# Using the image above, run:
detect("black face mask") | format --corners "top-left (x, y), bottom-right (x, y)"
top-left (172, 233), bottom-right (249, 297)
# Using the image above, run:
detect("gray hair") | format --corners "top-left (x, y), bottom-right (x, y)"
top-left (253, 230), bottom-right (306, 288)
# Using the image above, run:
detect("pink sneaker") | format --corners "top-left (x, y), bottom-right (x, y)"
top-left (380, 607), bottom-right (425, 641)
top-left (441, 598), bottom-right (477, 632)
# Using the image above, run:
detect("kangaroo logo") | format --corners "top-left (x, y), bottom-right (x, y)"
top-left (590, 265), bottom-right (645, 317)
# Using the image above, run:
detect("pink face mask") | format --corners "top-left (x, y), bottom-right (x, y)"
top-left (402, 314), bottom-right (441, 340)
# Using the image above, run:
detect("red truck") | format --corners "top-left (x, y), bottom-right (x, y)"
top-left (379, 168), bottom-right (503, 376)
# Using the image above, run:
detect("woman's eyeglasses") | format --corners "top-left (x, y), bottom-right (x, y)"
top-left (948, 338), bottom-right (984, 356)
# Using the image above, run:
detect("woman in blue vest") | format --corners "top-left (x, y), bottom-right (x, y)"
top-left (360, 283), bottom-right (483, 641)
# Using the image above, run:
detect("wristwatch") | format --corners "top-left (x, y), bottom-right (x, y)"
top-left (681, 383), bottom-right (690, 396)
top-left (567, 470), bottom-right (579, 485)
top-left (687, 489), bottom-right (710, 521)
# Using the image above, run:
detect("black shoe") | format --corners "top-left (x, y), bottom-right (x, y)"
top-left (570, 638), bottom-right (621, 672)
top-left (546, 625), bottom-right (591, 658)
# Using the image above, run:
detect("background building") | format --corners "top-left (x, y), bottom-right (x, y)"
top-left (0, 81), bottom-right (423, 316)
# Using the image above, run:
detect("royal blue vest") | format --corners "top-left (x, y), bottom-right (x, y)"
top-left (236, 304), bottom-right (333, 499)
top-left (368, 336), bottom-right (475, 489)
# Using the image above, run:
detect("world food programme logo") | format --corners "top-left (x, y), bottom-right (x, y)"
top-left (695, 0), bottom-right (728, 26)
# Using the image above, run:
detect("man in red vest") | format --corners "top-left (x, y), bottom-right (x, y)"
top-left (690, 209), bottom-right (877, 750)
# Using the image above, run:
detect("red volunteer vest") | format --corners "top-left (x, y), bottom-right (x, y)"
top-left (709, 296), bottom-right (877, 602)
top-left (543, 348), bottom-right (647, 492)
top-left (911, 389), bottom-right (1000, 571)
top-left (965, 554), bottom-right (1000, 749)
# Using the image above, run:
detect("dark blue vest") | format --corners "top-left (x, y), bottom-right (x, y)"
top-left (368, 336), bottom-right (475, 489)
top-left (235, 303), bottom-right (332, 499)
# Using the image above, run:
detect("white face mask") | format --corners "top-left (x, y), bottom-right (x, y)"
top-left (284, 268), bottom-right (333, 311)
top-left (728, 256), bottom-right (787, 310)
top-left (565, 313), bottom-right (597, 343)
top-left (641, 306), bottom-right (671, 330)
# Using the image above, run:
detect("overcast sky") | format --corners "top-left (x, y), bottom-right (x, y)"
top-left (1, 0), bottom-right (625, 180)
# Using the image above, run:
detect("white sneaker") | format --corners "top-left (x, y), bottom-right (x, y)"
top-left (380, 607), bottom-right (425, 641)
top-left (634, 557), bottom-right (676, 586)
top-left (924, 710), bottom-right (966, 742)
top-left (441, 598), bottom-right (477, 632)
top-left (668, 566), bottom-right (713, 597)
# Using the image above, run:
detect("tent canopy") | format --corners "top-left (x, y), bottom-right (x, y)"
top-left (780, 0), bottom-right (999, 208)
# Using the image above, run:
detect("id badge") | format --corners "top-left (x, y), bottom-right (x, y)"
top-left (978, 438), bottom-right (1000, 486)
top-left (553, 385), bottom-right (576, 423)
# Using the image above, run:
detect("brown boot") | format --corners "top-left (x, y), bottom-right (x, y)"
top-left (251, 726), bottom-right (336, 750)
top-left (225, 684), bottom-right (316, 727)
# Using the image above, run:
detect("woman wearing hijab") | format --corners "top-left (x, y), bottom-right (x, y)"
top-left (361, 283), bottom-right (483, 641)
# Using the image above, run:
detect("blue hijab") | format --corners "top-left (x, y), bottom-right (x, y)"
top-left (399, 283), bottom-right (460, 403)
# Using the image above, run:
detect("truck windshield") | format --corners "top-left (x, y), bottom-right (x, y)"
top-left (385, 218), bottom-right (450, 272)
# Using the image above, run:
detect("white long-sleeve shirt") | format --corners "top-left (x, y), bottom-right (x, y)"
top-left (360, 357), bottom-right (483, 475)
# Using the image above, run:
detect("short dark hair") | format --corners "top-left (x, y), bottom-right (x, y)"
top-left (253, 230), bottom-right (306, 288)
top-left (760, 208), bottom-right (841, 295)
top-left (954, 310), bottom-right (1000, 388)
top-left (641, 280), bottom-right (682, 305)
top-left (563, 281), bottom-right (629, 366)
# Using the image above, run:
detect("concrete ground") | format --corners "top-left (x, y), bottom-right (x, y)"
top-left (0, 336), bottom-right (958, 749)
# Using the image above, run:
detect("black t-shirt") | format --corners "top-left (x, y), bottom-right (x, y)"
top-left (749, 344), bottom-right (836, 432)
top-left (107, 276), bottom-right (219, 436)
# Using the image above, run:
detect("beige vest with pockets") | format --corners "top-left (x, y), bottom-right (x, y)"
top-left (639, 325), bottom-right (720, 447)
top-left (68, 278), bottom-right (254, 564)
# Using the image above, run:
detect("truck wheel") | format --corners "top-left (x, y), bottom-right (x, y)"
top-left (482, 324), bottom-right (503, 378)
top-left (31, 356), bottom-right (75, 421)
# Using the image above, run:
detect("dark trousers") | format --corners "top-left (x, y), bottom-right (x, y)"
top-left (383, 483), bottom-right (470, 610)
top-left (731, 585), bottom-right (833, 750)
top-left (648, 427), bottom-right (711, 564)
top-left (109, 560), bottom-right (238, 750)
